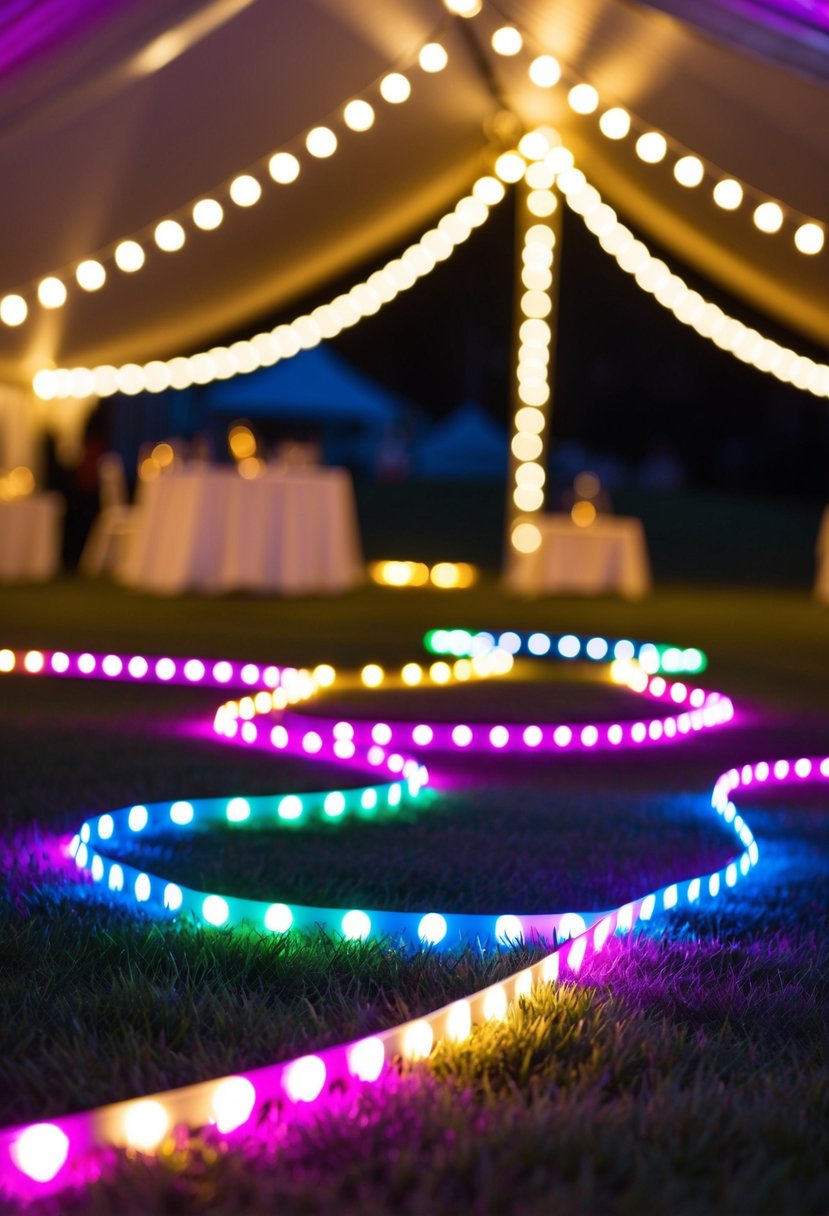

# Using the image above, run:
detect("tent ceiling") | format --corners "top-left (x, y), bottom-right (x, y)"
top-left (0, 0), bottom-right (827, 388)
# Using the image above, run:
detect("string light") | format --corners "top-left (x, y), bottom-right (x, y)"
top-left (33, 171), bottom-right (504, 400)
top-left (3, 24), bottom-right (454, 328)
top-left (554, 152), bottom-right (829, 397)
top-left (0, 629), bottom-right (798, 1201)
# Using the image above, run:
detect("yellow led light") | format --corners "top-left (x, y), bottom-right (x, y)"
top-left (528, 54), bottom-right (560, 88)
top-left (379, 73), bottom-right (410, 104)
top-left (511, 521), bottom-right (542, 552)
top-left (491, 25), bottom-right (522, 55)
top-left (343, 99), bottom-right (374, 131)
top-left (361, 664), bottom-right (384, 688)
top-left (527, 190), bottom-right (556, 218)
top-left (513, 485), bottom-right (544, 511)
top-left (753, 201), bottom-right (784, 233)
top-left (794, 222), bottom-right (824, 255)
top-left (114, 240), bottom-right (145, 272)
top-left (443, 0), bottom-right (481, 13)
top-left (495, 152), bottom-right (526, 183)
top-left (269, 152), bottom-right (300, 184)
top-left (401, 662), bottom-right (423, 686)
top-left (0, 294), bottom-right (27, 326)
top-left (568, 83), bottom-right (599, 114)
top-left (514, 406), bottom-right (545, 434)
top-left (229, 174), bottom-right (262, 207)
top-left (76, 260), bottom-right (106, 291)
top-left (571, 500), bottom-right (597, 527)
top-left (154, 220), bottom-right (185, 252)
top-left (472, 175), bottom-right (505, 205)
top-left (712, 178), bottom-right (743, 210)
top-left (599, 107), bottom-right (630, 139)
top-left (306, 127), bottom-right (337, 157)
top-left (193, 198), bottom-right (223, 230)
top-left (402, 1020), bottom-right (434, 1060)
top-left (418, 42), bottom-right (448, 72)
top-left (37, 277), bottom-right (67, 308)
top-left (673, 155), bottom-right (704, 187)
top-left (429, 661), bottom-right (451, 684)
top-left (636, 132), bottom-right (667, 164)
top-left (123, 1100), bottom-right (169, 1151)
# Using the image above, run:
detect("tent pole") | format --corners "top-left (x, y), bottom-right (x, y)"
top-left (503, 173), bottom-right (564, 566)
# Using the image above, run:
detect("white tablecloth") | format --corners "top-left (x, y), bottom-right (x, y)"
top-left (815, 507), bottom-right (829, 604)
top-left (119, 466), bottom-right (364, 595)
top-left (504, 514), bottom-right (652, 599)
top-left (0, 493), bottom-right (63, 583)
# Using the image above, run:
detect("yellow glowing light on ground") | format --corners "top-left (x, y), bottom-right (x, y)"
top-left (511, 522), bottom-right (541, 553)
top-left (571, 500), bottom-right (597, 527)
top-left (8, 467), bottom-right (35, 498)
top-left (138, 457), bottom-right (160, 481)
top-left (151, 442), bottom-right (174, 468)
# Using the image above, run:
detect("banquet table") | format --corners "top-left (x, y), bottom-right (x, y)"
top-left (0, 492), bottom-right (63, 583)
top-left (503, 513), bottom-right (652, 599)
top-left (118, 466), bottom-right (364, 595)
top-left (815, 507), bottom-right (829, 605)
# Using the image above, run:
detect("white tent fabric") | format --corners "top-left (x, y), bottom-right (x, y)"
top-left (0, 0), bottom-right (826, 389)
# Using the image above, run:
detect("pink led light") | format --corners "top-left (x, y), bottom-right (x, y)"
top-left (302, 731), bottom-right (322, 754)
top-left (523, 725), bottom-right (542, 747)
top-left (451, 725), bottom-right (472, 747)
top-left (412, 724), bottom-right (433, 745)
top-left (794, 758), bottom-right (812, 778)
top-left (78, 653), bottom-right (96, 674)
top-left (334, 722), bottom-right (354, 740)
top-left (372, 723), bottom-right (392, 745)
top-left (553, 726), bottom-right (572, 747)
top-left (241, 664), bottom-right (260, 685)
top-left (184, 659), bottom-right (206, 682)
top-left (581, 725), bottom-right (598, 747)
top-left (128, 656), bottom-right (148, 678)
top-left (490, 726), bottom-right (509, 748)
top-left (50, 652), bottom-right (70, 673)
top-left (240, 722), bottom-right (257, 743)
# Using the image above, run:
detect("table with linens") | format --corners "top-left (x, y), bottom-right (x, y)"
top-left (118, 465), bottom-right (364, 595)
top-left (503, 513), bottom-right (652, 599)
top-left (0, 493), bottom-right (64, 583)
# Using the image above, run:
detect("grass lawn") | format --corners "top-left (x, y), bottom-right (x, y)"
top-left (0, 574), bottom-right (827, 1215)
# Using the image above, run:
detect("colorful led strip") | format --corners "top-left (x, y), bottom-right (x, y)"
top-left (423, 628), bottom-right (707, 673)
top-left (0, 632), bottom-right (783, 1201)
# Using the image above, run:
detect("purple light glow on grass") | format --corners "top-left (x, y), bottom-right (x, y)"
top-left (3, 637), bottom-right (813, 1201)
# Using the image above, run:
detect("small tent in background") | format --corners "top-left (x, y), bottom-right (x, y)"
top-left (414, 402), bottom-right (508, 480)
top-left (203, 347), bottom-right (411, 474)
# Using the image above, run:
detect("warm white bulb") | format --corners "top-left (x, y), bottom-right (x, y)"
top-left (0, 294), bottom-right (27, 326)
top-left (794, 222), bottom-right (824, 255)
top-left (753, 201), bottom-right (783, 233)
top-left (114, 240), bottom-right (145, 272)
top-left (380, 73), bottom-right (411, 104)
top-left (528, 54), bottom-right (560, 88)
top-left (193, 198), bottom-right (224, 230)
top-left (343, 99), bottom-right (375, 131)
top-left (37, 277), bottom-right (67, 309)
top-left (306, 126), bottom-right (337, 157)
top-left (472, 175), bottom-right (505, 205)
top-left (443, 0), bottom-right (481, 15)
top-left (154, 220), bottom-right (185, 252)
top-left (269, 152), bottom-right (300, 184)
top-left (76, 259), bottom-right (106, 290)
top-left (491, 26), bottom-right (522, 55)
top-left (494, 151), bottom-right (526, 183)
top-left (229, 174), bottom-right (262, 207)
top-left (568, 84), bottom-right (599, 114)
top-left (599, 107), bottom-right (630, 139)
top-left (636, 132), bottom-right (667, 164)
top-left (673, 155), bottom-right (704, 187)
top-left (712, 178), bottom-right (743, 210)
top-left (419, 42), bottom-right (448, 72)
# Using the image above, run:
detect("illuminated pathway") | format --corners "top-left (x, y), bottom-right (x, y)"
top-left (0, 633), bottom-right (824, 1200)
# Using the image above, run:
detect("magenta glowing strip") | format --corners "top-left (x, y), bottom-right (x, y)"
top-left (0, 639), bottom-right (781, 1201)
top-left (0, 647), bottom-right (286, 690)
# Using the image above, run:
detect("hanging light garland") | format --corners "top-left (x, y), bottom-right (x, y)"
top-left (553, 152), bottom-right (829, 397)
top-left (0, 627), bottom-right (772, 1200)
top-left (455, 0), bottom-right (826, 259)
top-left (0, 22), bottom-right (456, 331)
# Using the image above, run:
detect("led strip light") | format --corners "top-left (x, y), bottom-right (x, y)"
top-left (0, 632), bottom-right (793, 1201)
